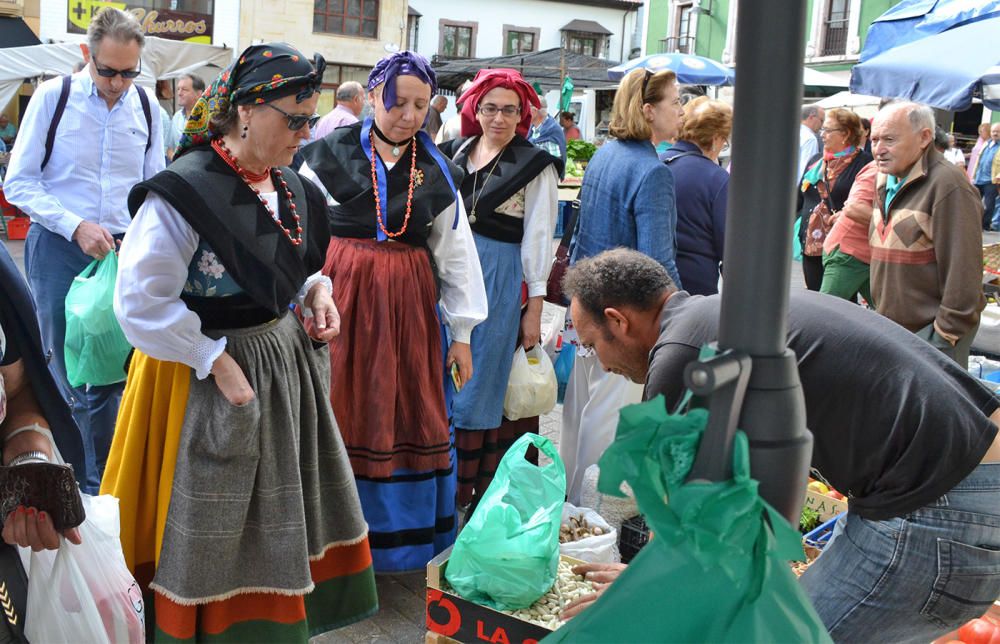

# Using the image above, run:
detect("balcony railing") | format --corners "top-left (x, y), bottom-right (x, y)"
top-left (821, 18), bottom-right (849, 56)
top-left (659, 36), bottom-right (695, 55)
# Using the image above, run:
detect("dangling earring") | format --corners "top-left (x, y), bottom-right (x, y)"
top-left (241, 124), bottom-right (248, 139)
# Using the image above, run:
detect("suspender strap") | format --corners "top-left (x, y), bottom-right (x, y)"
top-left (136, 86), bottom-right (152, 153)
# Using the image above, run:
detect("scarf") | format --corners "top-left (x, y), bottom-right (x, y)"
top-left (457, 68), bottom-right (539, 139)
top-left (367, 51), bottom-right (437, 112)
top-left (801, 145), bottom-right (858, 192)
top-left (176, 42), bottom-right (325, 156)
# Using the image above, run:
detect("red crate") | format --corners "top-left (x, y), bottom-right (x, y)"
top-left (7, 216), bottom-right (30, 240)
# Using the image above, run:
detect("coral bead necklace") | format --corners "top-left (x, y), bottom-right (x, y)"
top-left (369, 128), bottom-right (418, 239)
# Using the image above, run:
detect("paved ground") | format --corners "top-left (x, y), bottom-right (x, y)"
top-left (4, 232), bottom-right (998, 643)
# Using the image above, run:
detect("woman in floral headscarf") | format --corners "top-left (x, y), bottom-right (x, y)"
top-left (102, 42), bottom-right (377, 641)
top-left (437, 69), bottom-right (559, 513)
top-left (300, 51), bottom-right (487, 573)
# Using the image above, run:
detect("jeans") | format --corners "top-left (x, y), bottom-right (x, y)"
top-left (800, 462), bottom-right (1000, 643)
top-left (977, 182), bottom-right (999, 230)
top-left (24, 224), bottom-right (123, 493)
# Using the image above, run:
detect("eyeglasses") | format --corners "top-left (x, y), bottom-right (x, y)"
top-left (263, 103), bottom-right (321, 131)
top-left (93, 57), bottom-right (142, 79)
top-left (478, 104), bottom-right (521, 118)
top-left (820, 127), bottom-right (845, 134)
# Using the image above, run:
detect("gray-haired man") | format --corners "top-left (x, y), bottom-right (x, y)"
top-left (311, 80), bottom-right (364, 140)
top-left (4, 7), bottom-right (164, 492)
top-left (560, 248), bottom-right (1000, 642)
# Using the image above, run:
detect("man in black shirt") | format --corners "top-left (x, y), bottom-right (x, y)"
top-left (561, 248), bottom-right (1000, 642)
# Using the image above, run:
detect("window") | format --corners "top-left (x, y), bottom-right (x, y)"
top-left (406, 13), bottom-right (419, 50)
top-left (821, 0), bottom-right (850, 56)
top-left (661, 3), bottom-right (696, 53)
top-left (313, 0), bottom-right (379, 39)
top-left (506, 31), bottom-right (535, 54)
top-left (503, 25), bottom-right (539, 55)
top-left (439, 20), bottom-right (477, 58)
top-left (565, 33), bottom-right (601, 57)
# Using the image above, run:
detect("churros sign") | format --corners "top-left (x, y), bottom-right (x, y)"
top-left (67, 0), bottom-right (214, 43)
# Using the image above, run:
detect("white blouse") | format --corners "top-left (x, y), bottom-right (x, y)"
top-left (461, 147), bottom-right (559, 298)
top-left (114, 191), bottom-right (331, 380)
top-left (298, 161), bottom-right (488, 343)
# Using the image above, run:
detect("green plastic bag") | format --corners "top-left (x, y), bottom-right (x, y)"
top-left (445, 433), bottom-right (566, 611)
top-left (64, 253), bottom-right (131, 388)
top-left (544, 395), bottom-right (832, 643)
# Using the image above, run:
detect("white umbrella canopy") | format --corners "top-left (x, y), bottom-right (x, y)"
top-left (802, 67), bottom-right (849, 89)
top-left (814, 90), bottom-right (881, 117)
top-left (0, 37), bottom-right (232, 112)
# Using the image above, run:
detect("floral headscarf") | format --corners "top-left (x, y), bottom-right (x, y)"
top-left (176, 42), bottom-right (325, 156)
top-left (367, 51), bottom-right (436, 112)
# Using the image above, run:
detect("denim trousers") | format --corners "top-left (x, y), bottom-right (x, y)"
top-left (977, 182), bottom-right (999, 230)
top-left (800, 462), bottom-right (1000, 643)
top-left (24, 224), bottom-right (124, 493)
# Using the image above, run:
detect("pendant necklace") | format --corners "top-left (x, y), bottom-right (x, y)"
top-left (370, 128), bottom-right (419, 238)
top-left (469, 145), bottom-right (506, 223)
top-left (372, 122), bottom-right (412, 158)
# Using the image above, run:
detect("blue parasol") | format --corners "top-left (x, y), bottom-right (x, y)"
top-left (607, 53), bottom-right (735, 86)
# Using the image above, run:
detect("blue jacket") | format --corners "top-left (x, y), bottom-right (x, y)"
top-left (660, 140), bottom-right (729, 295)
top-left (570, 139), bottom-right (682, 287)
top-left (530, 116), bottom-right (567, 171)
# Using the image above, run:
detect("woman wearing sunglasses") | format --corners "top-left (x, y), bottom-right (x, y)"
top-left (299, 51), bottom-right (486, 573)
top-left (559, 67), bottom-right (684, 505)
top-left (103, 43), bottom-right (377, 641)
top-left (436, 69), bottom-right (559, 514)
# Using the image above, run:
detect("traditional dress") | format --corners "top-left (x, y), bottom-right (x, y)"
top-left (300, 118), bottom-right (487, 572)
top-left (439, 133), bottom-right (559, 507)
top-left (102, 44), bottom-right (377, 642)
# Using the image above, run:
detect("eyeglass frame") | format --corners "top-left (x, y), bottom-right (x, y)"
top-left (819, 127), bottom-right (845, 134)
top-left (263, 103), bottom-right (321, 131)
top-left (477, 103), bottom-right (521, 118)
top-left (92, 56), bottom-right (142, 80)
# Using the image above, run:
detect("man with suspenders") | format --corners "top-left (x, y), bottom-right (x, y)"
top-left (3, 7), bottom-right (164, 493)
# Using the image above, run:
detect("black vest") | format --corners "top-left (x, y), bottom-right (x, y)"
top-left (301, 122), bottom-right (464, 249)
top-left (439, 134), bottom-right (558, 244)
top-left (128, 147), bottom-right (330, 329)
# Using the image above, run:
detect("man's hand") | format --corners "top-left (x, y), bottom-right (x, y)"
top-left (210, 351), bottom-right (255, 406)
top-left (446, 341), bottom-right (473, 388)
top-left (305, 282), bottom-right (340, 342)
top-left (2, 506), bottom-right (82, 551)
top-left (72, 221), bottom-right (115, 259)
top-left (520, 297), bottom-right (543, 350)
top-left (561, 562), bottom-right (627, 620)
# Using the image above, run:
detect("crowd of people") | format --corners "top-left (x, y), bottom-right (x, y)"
top-left (0, 6), bottom-right (997, 642)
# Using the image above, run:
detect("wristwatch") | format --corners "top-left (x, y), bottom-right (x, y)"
top-left (6, 451), bottom-right (51, 467)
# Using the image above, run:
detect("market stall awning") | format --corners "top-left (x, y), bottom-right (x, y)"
top-left (432, 47), bottom-right (617, 91)
top-left (0, 17), bottom-right (41, 49)
top-left (861, 0), bottom-right (1000, 62)
top-left (560, 19), bottom-right (613, 35)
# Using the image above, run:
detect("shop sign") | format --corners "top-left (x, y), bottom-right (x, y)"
top-left (67, 0), bottom-right (213, 43)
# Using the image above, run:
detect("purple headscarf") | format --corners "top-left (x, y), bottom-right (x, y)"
top-left (367, 51), bottom-right (437, 111)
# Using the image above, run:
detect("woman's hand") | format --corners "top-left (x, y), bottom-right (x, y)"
top-left (210, 352), bottom-right (255, 406)
top-left (446, 342), bottom-right (473, 389)
top-left (305, 282), bottom-right (341, 342)
top-left (560, 562), bottom-right (627, 619)
top-left (3, 506), bottom-right (82, 551)
top-left (520, 297), bottom-right (543, 350)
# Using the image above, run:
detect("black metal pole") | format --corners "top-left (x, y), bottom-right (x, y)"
top-left (719, 0), bottom-right (813, 522)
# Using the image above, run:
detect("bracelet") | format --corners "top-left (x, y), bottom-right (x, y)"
top-left (7, 450), bottom-right (50, 467)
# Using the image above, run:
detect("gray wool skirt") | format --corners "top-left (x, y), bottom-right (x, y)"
top-left (150, 313), bottom-right (369, 604)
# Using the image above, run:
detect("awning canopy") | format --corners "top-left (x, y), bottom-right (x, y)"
top-left (560, 19), bottom-right (613, 35)
top-left (432, 47), bottom-right (616, 91)
top-left (0, 17), bottom-right (41, 49)
top-left (861, 0), bottom-right (1000, 62)
top-left (0, 36), bottom-right (233, 111)
top-left (408, 5), bottom-right (421, 17)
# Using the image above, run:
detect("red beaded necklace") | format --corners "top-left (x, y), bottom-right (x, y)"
top-left (369, 128), bottom-right (418, 239)
top-left (212, 138), bottom-right (303, 246)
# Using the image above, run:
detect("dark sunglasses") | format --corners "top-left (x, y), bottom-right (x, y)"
top-left (640, 69), bottom-right (653, 103)
top-left (263, 103), bottom-right (321, 131)
top-left (93, 57), bottom-right (142, 79)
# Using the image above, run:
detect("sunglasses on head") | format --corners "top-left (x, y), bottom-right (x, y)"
top-left (93, 57), bottom-right (142, 79)
top-left (263, 103), bottom-right (321, 131)
top-left (640, 69), bottom-right (653, 103)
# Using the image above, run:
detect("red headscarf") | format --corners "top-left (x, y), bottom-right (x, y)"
top-left (457, 68), bottom-right (540, 139)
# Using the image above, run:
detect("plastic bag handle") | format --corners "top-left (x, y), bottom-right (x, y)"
top-left (513, 432), bottom-right (564, 474)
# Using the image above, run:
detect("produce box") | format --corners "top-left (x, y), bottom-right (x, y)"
top-left (803, 483), bottom-right (847, 523)
top-left (5, 216), bottom-right (29, 240)
top-left (426, 546), bottom-right (592, 644)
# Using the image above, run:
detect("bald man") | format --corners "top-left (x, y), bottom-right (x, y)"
top-left (868, 101), bottom-right (985, 367)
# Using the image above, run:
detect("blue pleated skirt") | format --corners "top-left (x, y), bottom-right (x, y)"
top-left (452, 233), bottom-right (523, 430)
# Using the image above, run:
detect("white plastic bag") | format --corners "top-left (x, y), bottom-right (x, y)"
top-left (25, 494), bottom-right (145, 644)
top-left (973, 302), bottom-right (1000, 353)
top-left (503, 345), bottom-right (557, 421)
top-left (541, 305), bottom-right (567, 364)
top-left (559, 502), bottom-right (618, 563)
